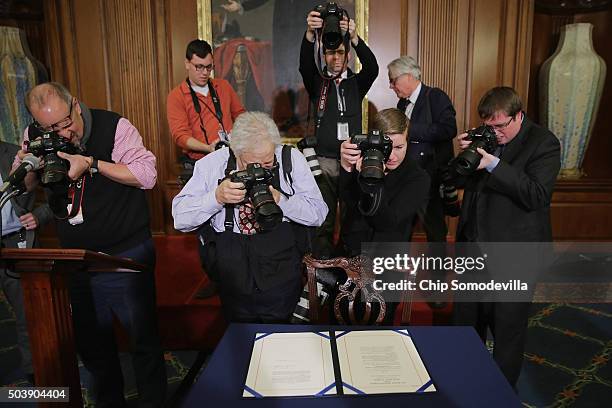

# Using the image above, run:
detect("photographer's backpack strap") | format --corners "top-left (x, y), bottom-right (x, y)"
top-left (223, 149), bottom-right (237, 232)
top-left (281, 144), bottom-right (295, 197)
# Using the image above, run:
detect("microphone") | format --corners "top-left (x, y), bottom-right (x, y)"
top-left (0, 155), bottom-right (41, 194)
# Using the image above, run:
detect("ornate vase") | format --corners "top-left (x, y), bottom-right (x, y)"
top-left (539, 23), bottom-right (607, 179)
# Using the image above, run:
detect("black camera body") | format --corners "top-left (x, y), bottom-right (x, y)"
top-left (314, 2), bottom-right (345, 50)
top-left (26, 131), bottom-right (79, 185)
top-left (351, 130), bottom-right (393, 188)
top-left (230, 163), bottom-right (283, 231)
top-left (451, 125), bottom-right (498, 176)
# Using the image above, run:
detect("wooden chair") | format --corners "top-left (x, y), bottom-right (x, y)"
top-left (303, 254), bottom-right (390, 325)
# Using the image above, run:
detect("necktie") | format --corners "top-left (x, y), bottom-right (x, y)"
top-left (494, 144), bottom-right (505, 158)
top-left (405, 99), bottom-right (414, 119)
top-left (237, 203), bottom-right (259, 235)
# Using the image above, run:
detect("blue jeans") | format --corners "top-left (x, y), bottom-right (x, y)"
top-left (69, 238), bottom-right (166, 407)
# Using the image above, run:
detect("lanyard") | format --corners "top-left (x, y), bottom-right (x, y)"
top-left (186, 79), bottom-right (226, 144)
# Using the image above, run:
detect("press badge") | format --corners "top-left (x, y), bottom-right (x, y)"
top-left (66, 203), bottom-right (84, 225)
top-left (17, 240), bottom-right (27, 249)
top-left (337, 122), bottom-right (349, 140)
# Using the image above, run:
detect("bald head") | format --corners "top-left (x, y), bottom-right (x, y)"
top-left (26, 82), bottom-right (73, 112)
top-left (26, 82), bottom-right (84, 145)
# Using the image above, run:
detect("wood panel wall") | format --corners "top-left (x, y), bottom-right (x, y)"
top-left (42, 0), bottom-right (176, 234)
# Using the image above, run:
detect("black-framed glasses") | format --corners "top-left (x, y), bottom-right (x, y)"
top-left (488, 116), bottom-right (514, 130)
top-left (190, 62), bottom-right (214, 72)
top-left (34, 99), bottom-right (75, 132)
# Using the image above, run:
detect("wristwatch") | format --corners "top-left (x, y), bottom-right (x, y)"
top-left (89, 157), bottom-right (99, 176)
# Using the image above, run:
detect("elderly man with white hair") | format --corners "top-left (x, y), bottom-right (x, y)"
top-left (387, 56), bottom-right (457, 245)
top-left (172, 111), bottom-right (328, 322)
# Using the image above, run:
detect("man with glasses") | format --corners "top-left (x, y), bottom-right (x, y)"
top-left (167, 39), bottom-right (245, 298)
top-left (453, 86), bottom-right (561, 389)
top-left (299, 9), bottom-right (378, 257)
top-left (167, 39), bottom-right (245, 162)
top-left (14, 81), bottom-right (167, 407)
top-left (387, 56), bottom-right (457, 245)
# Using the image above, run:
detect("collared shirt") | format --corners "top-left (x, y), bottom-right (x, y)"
top-left (17, 104), bottom-right (157, 189)
top-left (172, 145), bottom-right (328, 233)
top-left (0, 173), bottom-right (22, 236)
top-left (405, 81), bottom-right (422, 120)
top-left (191, 83), bottom-right (209, 97)
top-left (326, 69), bottom-right (349, 112)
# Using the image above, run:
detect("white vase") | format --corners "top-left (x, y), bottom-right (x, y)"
top-left (539, 23), bottom-right (606, 179)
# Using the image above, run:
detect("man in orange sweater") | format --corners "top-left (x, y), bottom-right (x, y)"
top-left (168, 39), bottom-right (245, 298)
top-left (167, 39), bottom-right (245, 162)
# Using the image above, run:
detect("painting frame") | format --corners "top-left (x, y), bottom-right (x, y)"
top-left (197, 0), bottom-right (370, 139)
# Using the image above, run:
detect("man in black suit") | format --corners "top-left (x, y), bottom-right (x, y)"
top-left (387, 56), bottom-right (457, 243)
top-left (1, 141), bottom-right (53, 384)
top-left (453, 87), bottom-right (561, 388)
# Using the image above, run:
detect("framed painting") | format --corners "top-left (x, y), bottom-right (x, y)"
top-left (197, 0), bottom-right (369, 142)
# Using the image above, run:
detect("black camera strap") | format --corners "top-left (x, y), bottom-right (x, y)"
top-left (54, 175), bottom-right (86, 220)
top-left (315, 79), bottom-right (331, 133)
top-left (186, 78), bottom-right (226, 146)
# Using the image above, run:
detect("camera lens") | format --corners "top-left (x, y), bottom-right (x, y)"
top-left (359, 149), bottom-right (386, 187)
top-left (250, 184), bottom-right (283, 231)
top-left (302, 147), bottom-right (322, 177)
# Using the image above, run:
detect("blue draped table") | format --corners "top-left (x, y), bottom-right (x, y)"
top-left (183, 324), bottom-right (521, 408)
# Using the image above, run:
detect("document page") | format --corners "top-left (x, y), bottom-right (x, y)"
top-left (243, 332), bottom-right (337, 397)
top-left (335, 330), bottom-right (435, 394)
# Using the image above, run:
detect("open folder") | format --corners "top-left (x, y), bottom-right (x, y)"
top-left (243, 330), bottom-right (436, 398)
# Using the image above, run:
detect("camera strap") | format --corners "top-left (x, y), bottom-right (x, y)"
top-left (186, 78), bottom-right (226, 146)
top-left (55, 175), bottom-right (85, 220)
top-left (315, 79), bottom-right (331, 131)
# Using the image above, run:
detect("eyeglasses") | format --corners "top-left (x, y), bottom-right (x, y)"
top-left (34, 99), bottom-right (75, 133)
top-left (324, 49), bottom-right (346, 57)
top-left (190, 62), bottom-right (214, 72)
top-left (487, 116), bottom-right (514, 130)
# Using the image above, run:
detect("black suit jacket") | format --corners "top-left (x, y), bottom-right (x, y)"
top-left (339, 157), bottom-right (430, 255)
top-left (456, 116), bottom-right (561, 242)
top-left (397, 84), bottom-right (456, 175)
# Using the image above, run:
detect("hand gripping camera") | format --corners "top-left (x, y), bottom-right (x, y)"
top-left (296, 136), bottom-right (322, 177)
top-left (451, 125), bottom-right (498, 176)
top-left (230, 163), bottom-right (283, 232)
top-left (351, 129), bottom-right (393, 189)
top-left (314, 2), bottom-right (346, 50)
top-left (26, 131), bottom-right (80, 185)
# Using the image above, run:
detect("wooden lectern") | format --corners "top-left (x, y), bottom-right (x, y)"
top-left (0, 248), bottom-right (146, 408)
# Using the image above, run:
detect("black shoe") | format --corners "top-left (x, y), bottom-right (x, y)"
top-left (195, 281), bottom-right (217, 299)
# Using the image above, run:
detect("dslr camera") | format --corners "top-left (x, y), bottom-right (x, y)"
top-left (26, 131), bottom-right (79, 185)
top-left (230, 163), bottom-right (283, 231)
top-left (451, 125), bottom-right (498, 176)
top-left (351, 129), bottom-right (393, 189)
top-left (297, 136), bottom-right (322, 177)
top-left (314, 2), bottom-right (346, 50)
